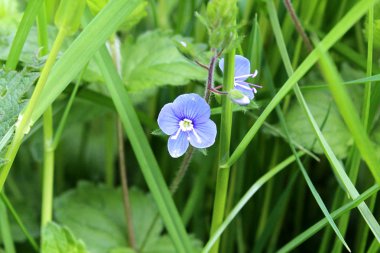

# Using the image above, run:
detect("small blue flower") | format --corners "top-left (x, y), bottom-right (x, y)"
top-left (219, 55), bottom-right (260, 105)
top-left (157, 93), bottom-right (217, 158)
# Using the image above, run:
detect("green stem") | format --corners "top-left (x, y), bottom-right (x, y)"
top-left (0, 193), bottom-right (39, 252)
top-left (0, 27), bottom-right (67, 192)
top-left (52, 67), bottom-right (86, 149)
top-left (38, 0), bottom-right (55, 229)
top-left (41, 106), bottom-right (54, 227)
top-left (0, 198), bottom-right (15, 253)
top-left (209, 49), bottom-right (235, 253)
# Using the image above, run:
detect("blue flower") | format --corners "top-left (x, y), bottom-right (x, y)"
top-left (219, 55), bottom-right (260, 105)
top-left (157, 93), bottom-right (217, 158)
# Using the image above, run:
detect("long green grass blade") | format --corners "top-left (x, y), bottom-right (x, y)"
top-left (278, 184), bottom-right (380, 252)
top-left (224, 0), bottom-right (379, 168)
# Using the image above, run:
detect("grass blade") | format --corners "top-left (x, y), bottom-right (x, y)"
top-left (94, 45), bottom-right (193, 252)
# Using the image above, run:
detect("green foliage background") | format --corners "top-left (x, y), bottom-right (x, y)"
top-left (0, 0), bottom-right (380, 252)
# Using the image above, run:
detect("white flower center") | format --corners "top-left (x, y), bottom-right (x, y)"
top-left (170, 118), bottom-right (202, 143)
top-left (179, 119), bottom-right (194, 132)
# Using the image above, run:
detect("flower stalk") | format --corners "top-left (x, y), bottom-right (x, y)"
top-left (209, 49), bottom-right (236, 253)
top-left (38, 2), bottom-right (55, 228)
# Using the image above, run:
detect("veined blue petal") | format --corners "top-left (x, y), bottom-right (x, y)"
top-left (235, 81), bottom-right (254, 99)
top-left (172, 93), bottom-right (210, 124)
top-left (188, 120), bottom-right (217, 149)
top-left (234, 55), bottom-right (251, 78)
top-left (219, 55), bottom-right (251, 79)
top-left (168, 131), bottom-right (189, 158)
top-left (157, 103), bottom-right (180, 135)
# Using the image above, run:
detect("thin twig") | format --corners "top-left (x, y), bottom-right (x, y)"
top-left (283, 0), bottom-right (313, 52)
top-left (195, 60), bottom-right (210, 70)
top-left (118, 120), bottom-right (137, 250)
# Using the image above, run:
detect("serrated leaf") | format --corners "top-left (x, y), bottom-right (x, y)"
top-left (54, 182), bottom-right (163, 253)
top-left (0, 68), bottom-right (39, 150)
top-left (42, 222), bottom-right (89, 253)
top-left (285, 90), bottom-right (352, 158)
top-left (122, 31), bottom-right (207, 91)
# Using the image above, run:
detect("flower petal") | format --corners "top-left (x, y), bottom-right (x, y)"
top-left (219, 55), bottom-right (251, 79)
top-left (157, 103), bottom-right (179, 135)
top-left (235, 81), bottom-right (254, 99)
top-left (234, 55), bottom-right (251, 79)
top-left (171, 93), bottom-right (210, 124)
top-left (188, 120), bottom-right (217, 149)
top-left (168, 131), bottom-right (189, 158)
top-left (231, 94), bottom-right (250, 105)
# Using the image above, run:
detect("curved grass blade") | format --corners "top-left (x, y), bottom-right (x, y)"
top-left (203, 152), bottom-right (301, 252)
top-left (277, 184), bottom-right (380, 252)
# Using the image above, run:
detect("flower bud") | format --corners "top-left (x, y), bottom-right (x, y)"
top-left (229, 89), bottom-right (250, 106)
top-left (206, 0), bottom-right (238, 49)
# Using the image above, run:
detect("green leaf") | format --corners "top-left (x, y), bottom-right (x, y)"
top-left (54, 182), bottom-right (163, 253)
top-left (122, 31), bottom-right (207, 91)
top-left (284, 90), bottom-right (351, 158)
top-left (0, 68), bottom-right (39, 150)
top-left (41, 222), bottom-right (89, 253)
